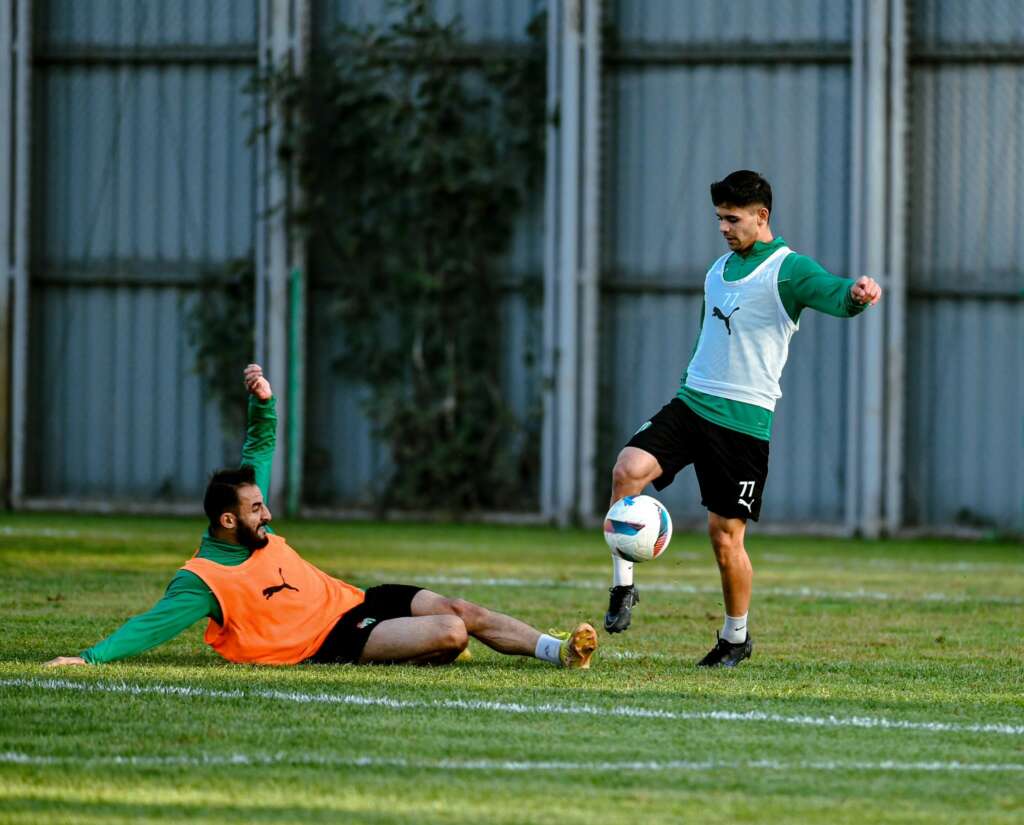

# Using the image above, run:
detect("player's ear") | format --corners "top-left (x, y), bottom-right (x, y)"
top-left (219, 511), bottom-right (237, 531)
top-left (756, 206), bottom-right (769, 225)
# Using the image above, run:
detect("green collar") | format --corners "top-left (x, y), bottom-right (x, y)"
top-left (198, 530), bottom-right (253, 559)
top-left (736, 236), bottom-right (786, 259)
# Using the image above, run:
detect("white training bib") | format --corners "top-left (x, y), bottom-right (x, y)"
top-left (684, 246), bottom-right (797, 411)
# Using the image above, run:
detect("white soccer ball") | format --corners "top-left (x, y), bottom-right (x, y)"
top-left (603, 495), bottom-right (673, 563)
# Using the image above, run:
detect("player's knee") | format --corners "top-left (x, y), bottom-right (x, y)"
top-left (436, 615), bottom-right (469, 654)
top-left (612, 452), bottom-right (649, 488)
top-left (708, 523), bottom-right (743, 561)
top-left (448, 598), bottom-right (487, 633)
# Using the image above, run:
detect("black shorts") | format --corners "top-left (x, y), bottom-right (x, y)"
top-left (625, 397), bottom-right (770, 521)
top-left (309, 584), bottom-right (423, 664)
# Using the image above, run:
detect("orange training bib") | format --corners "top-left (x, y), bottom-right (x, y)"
top-left (182, 534), bottom-right (365, 665)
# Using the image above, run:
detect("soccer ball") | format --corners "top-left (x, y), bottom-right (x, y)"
top-left (603, 495), bottom-right (673, 562)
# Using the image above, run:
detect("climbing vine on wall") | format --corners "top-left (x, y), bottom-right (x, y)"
top-left (259, 0), bottom-right (546, 510)
top-left (188, 258), bottom-right (256, 441)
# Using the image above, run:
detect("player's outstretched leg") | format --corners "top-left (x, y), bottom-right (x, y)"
top-left (358, 614), bottom-right (470, 665)
top-left (605, 447), bottom-right (662, 632)
top-left (411, 590), bottom-right (597, 669)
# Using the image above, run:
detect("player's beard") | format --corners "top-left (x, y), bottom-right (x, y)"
top-left (236, 520), bottom-right (270, 551)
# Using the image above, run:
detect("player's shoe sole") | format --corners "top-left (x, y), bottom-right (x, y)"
top-left (560, 623), bottom-right (598, 669)
top-left (604, 585), bottom-right (639, 633)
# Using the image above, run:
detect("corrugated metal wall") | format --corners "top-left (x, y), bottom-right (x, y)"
top-left (613, 0), bottom-right (850, 42)
top-left (598, 2), bottom-right (854, 525)
top-left (23, 0), bottom-right (1024, 532)
top-left (319, 0), bottom-right (541, 42)
top-left (26, 0), bottom-right (258, 500)
top-left (905, 0), bottom-right (1024, 531)
top-left (303, 0), bottom-right (546, 507)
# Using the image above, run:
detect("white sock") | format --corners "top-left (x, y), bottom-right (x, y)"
top-left (534, 634), bottom-right (563, 665)
top-left (721, 613), bottom-right (748, 644)
top-left (611, 554), bottom-right (634, 587)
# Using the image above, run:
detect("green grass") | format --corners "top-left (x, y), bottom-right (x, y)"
top-left (1, 512), bottom-right (1022, 824)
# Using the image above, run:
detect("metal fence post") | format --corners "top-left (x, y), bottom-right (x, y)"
top-left (885, 0), bottom-right (908, 535)
top-left (286, 0), bottom-right (309, 518)
top-left (542, 0), bottom-right (584, 526)
top-left (859, 0), bottom-right (889, 538)
top-left (543, 0), bottom-right (603, 526)
top-left (845, 0), bottom-right (866, 536)
top-left (555, 0), bottom-right (582, 526)
top-left (9, 0), bottom-right (31, 508)
top-left (540, 0), bottom-right (562, 519)
top-left (576, 0), bottom-right (602, 523)
top-left (848, 0), bottom-right (898, 538)
top-left (258, 0), bottom-right (308, 514)
top-left (0, 0), bottom-right (13, 504)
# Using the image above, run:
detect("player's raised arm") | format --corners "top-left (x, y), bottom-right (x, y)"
top-left (240, 363), bottom-right (277, 503)
top-left (781, 256), bottom-right (883, 320)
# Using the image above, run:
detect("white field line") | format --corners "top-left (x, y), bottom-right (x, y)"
top-left (758, 553), bottom-right (1022, 574)
top-left (4, 677), bottom-right (1023, 737)
top-left (5, 525), bottom-right (1019, 574)
top-left (2, 750), bottom-right (1022, 774)
top-left (401, 574), bottom-right (1024, 605)
top-left (0, 526), bottom-right (82, 537)
top-left (0, 526), bottom-right (192, 543)
top-left (5, 525), bottom-right (1019, 592)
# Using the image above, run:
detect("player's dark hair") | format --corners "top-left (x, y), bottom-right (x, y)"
top-left (203, 466), bottom-right (257, 528)
top-left (710, 170), bottom-right (773, 215)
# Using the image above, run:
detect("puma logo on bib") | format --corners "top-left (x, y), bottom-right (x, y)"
top-left (262, 568), bottom-right (300, 599)
top-left (712, 305), bottom-right (740, 335)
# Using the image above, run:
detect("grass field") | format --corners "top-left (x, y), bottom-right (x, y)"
top-left (1, 511), bottom-right (1022, 824)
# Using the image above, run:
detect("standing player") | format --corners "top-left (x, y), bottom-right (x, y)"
top-left (604, 170), bottom-right (881, 666)
top-left (45, 365), bottom-right (597, 670)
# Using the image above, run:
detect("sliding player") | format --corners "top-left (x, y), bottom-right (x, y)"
top-left (47, 365), bottom-right (597, 669)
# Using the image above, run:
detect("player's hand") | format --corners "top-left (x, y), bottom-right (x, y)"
top-left (850, 276), bottom-right (882, 306)
top-left (244, 363), bottom-right (273, 400)
top-left (44, 656), bottom-right (87, 667)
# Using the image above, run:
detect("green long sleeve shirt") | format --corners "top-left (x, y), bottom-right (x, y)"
top-left (81, 395), bottom-right (277, 664)
top-left (678, 236), bottom-right (867, 440)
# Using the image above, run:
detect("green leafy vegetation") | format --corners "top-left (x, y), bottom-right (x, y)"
top-left (191, 0), bottom-right (546, 511)
top-left (282, 1), bottom-right (545, 511)
top-left (187, 258), bottom-right (256, 438)
top-left (2, 513), bottom-right (1023, 824)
